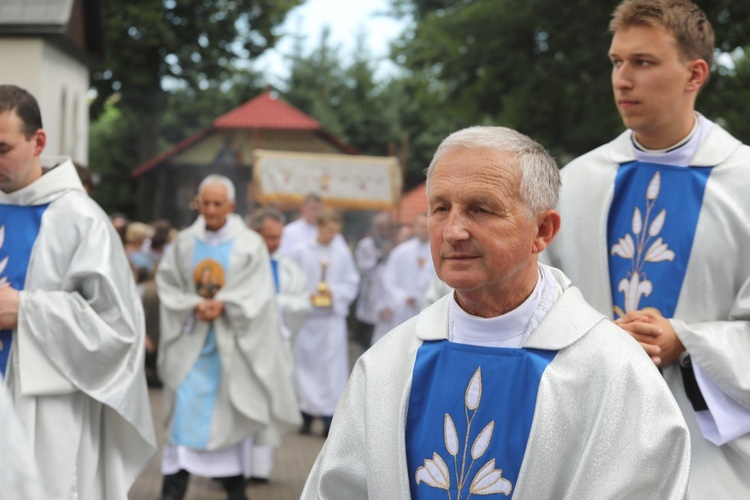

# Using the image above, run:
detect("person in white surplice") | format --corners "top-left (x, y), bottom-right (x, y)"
top-left (353, 212), bottom-right (394, 348)
top-left (156, 175), bottom-right (299, 500)
top-left (380, 213), bottom-right (436, 329)
top-left (277, 192), bottom-right (346, 257)
top-left (0, 84), bottom-right (156, 499)
top-left (542, 1), bottom-right (750, 496)
top-left (242, 207), bottom-right (311, 483)
top-left (289, 208), bottom-right (359, 437)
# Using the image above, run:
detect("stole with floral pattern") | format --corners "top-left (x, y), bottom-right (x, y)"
top-left (607, 161), bottom-right (712, 318)
top-left (406, 340), bottom-right (556, 499)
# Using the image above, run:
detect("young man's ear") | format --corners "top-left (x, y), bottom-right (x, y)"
top-left (686, 59), bottom-right (710, 92)
top-left (33, 129), bottom-right (46, 157)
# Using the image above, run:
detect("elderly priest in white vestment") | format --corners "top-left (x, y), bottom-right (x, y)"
top-left (0, 85), bottom-right (156, 499)
top-left (301, 126), bottom-right (691, 499)
top-left (244, 207), bottom-right (311, 483)
top-left (156, 175), bottom-right (300, 500)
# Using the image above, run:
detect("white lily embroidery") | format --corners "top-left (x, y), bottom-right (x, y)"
top-left (445, 414), bottom-right (459, 457)
top-left (466, 368), bottom-right (481, 411)
top-left (416, 452), bottom-right (451, 490)
top-left (646, 171), bottom-right (661, 200)
top-left (415, 367), bottom-right (513, 498)
top-left (610, 172), bottom-right (674, 316)
top-left (611, 233), bottom-right (635, 259)
top-left (644, 237), bottom-right (675, 262)
top-left (471, 422), bottom-right (494, 460)
top-left (470, 460), bottom-right (513, 495)
top-left (618, 273), bottom-right (653, 313)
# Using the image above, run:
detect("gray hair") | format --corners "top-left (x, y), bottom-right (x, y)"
top-left (248, 207), bottom-right (286, 231)
top-left (198, 174), bottom-right (236, 203)
top-left (425, 126), bottom-right (560, 216)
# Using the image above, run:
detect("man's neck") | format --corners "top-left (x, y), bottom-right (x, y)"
top-left (4, 160), bottom-right (42, 193)
top-left (633, 112), bottom-right (697, 151)
top-left (454, 267), bottom-right (539, 318)
top-left (206, 217), bottom-right (230, 233)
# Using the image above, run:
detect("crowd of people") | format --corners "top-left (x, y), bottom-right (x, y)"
top-left (0, 0), bottom-right (748, 499)
top-left (104, 182), bottom-right (441, 497)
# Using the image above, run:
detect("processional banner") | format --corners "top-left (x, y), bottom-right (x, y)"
top-left (253, 149), bottom-right (402, 210)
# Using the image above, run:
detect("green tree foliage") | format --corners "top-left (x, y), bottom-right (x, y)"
top-left (89, 102), bottom-right (141, 216)
top-left (89, 0), bottom-right (300, 215)
top-left (393, 0), bottom-right (750, 162)
top-left (158, 72), bottom-right (262, 150)
top-left (392, 0), bottom-right (627, 160)
top-left (283, 29), bottom-right (349, 141)
top-left (92, 0), bottom-right (301, 119)
top-left (698, 2), bottom-right (750, 146)
top-left (283, 28), bottom-right (455, 190)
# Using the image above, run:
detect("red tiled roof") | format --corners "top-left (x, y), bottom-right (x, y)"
top-left (132, 91), bottom-right (358, 178)
top-left (394, 182), bottom-right (428, 224)
top-left (213, 91), bottom-right (320, 130)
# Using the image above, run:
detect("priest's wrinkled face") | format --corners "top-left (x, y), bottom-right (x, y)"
top-left (0, 110), bottom-right (45, 193)
top-left (198, 183), bottom-right (236, 231)
top-left (428, 146), bottom-right (554, 317)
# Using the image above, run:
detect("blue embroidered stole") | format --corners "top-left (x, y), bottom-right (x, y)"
top-left (406, 341), bottom-right (556, 498)
top-left (270, 258), bottom-right (280, 294)
top-left (607, 161), bottom-right (712, 318)
top-left (171, 237), bottom-right (233, 449)
top-left (0, 204), bottom-right (50, 376)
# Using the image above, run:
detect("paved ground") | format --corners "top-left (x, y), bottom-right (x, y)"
top-left (129, 342), bottom-right (366, 499)
top-left (128, 388), bottom-right (327, 500)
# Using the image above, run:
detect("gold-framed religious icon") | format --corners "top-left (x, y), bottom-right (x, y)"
top-left (194, 259), bottom-right (225, 299)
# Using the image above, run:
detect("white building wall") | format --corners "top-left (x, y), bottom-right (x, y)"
top-left (41, 42), bottom-right (90, 164)
top-left (0, 38), bottom-right (43, 96)
top-left (0, 37), bottom-right (89, 165)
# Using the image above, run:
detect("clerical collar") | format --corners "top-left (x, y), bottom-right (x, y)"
top-left (204, 216), bottom-right (232, 246)
top-left (630, 113), bottom-right (714, 167)
top-left (448, 267), bottom-right (548, 348)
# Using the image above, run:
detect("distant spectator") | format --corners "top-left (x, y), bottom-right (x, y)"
top-left (125, 222), bottom-right (155, 278)
top-left (143, 219), bottom-right (172, 268)
top-left (111, 212), bottom-right (130, 244)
